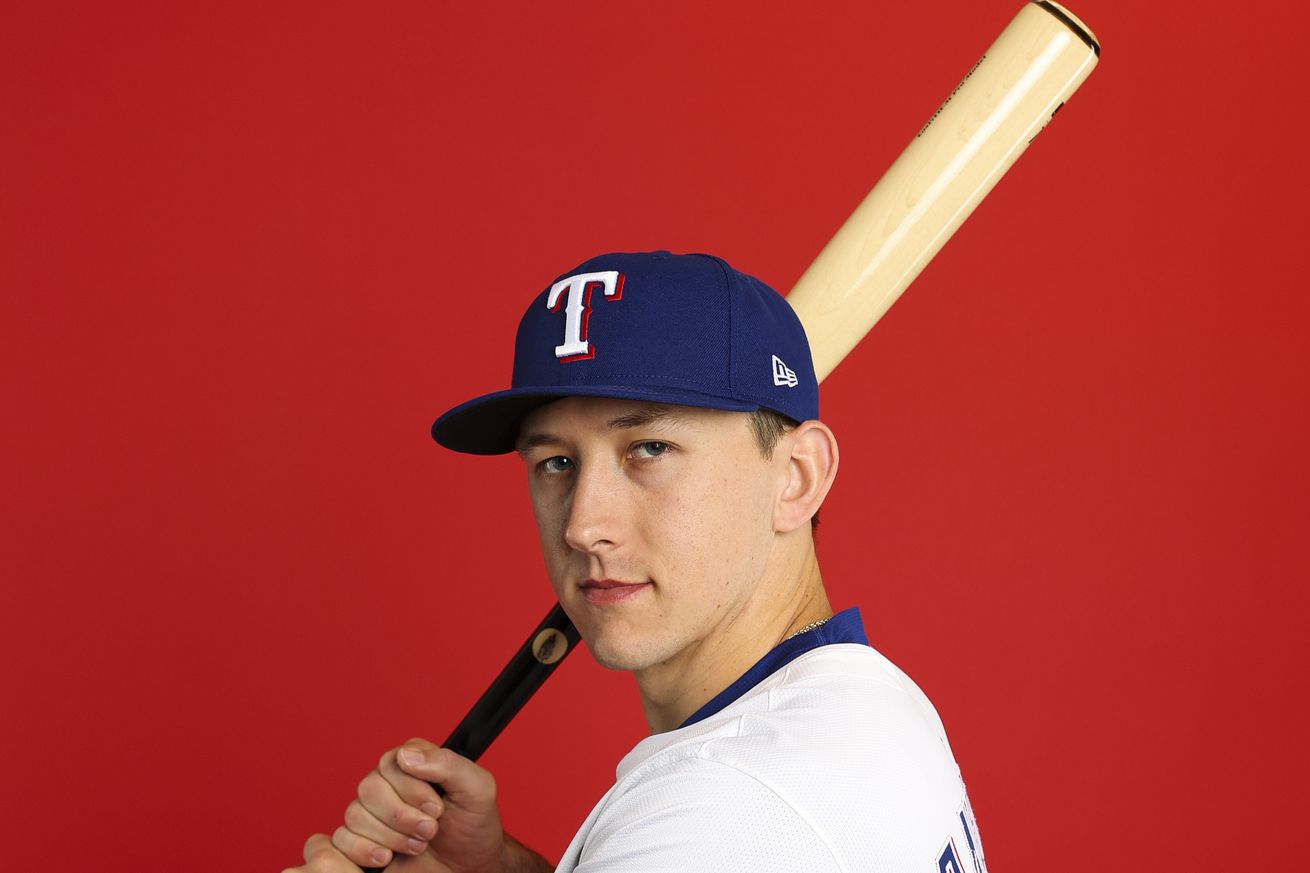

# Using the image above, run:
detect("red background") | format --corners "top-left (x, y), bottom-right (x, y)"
top-left (3, 1), bottom-right (1307, 870)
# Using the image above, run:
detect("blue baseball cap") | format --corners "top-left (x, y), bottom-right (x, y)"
top-left (431, 251), bottom-right (818, 455)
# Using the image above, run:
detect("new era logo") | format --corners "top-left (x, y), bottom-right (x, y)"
top-left (772, 354), bottom-right (798, 388)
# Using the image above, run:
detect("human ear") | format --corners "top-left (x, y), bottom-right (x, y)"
top-left (773, 420), bottom-right (839, 533)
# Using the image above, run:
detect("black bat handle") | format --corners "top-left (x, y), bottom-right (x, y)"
top-left (359, 603), bottom-right (579, 872)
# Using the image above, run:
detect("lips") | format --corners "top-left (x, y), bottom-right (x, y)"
top-left (579, 578), bottom-right (652, 605)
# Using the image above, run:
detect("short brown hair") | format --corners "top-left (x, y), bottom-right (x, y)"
top-left (747, 408), bottom-right (820, 531)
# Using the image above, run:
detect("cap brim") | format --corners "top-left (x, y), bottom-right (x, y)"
top-left (431, 385), bottom-right (759, 455)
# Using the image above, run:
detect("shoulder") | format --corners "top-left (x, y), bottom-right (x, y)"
top-left (591, 644), bottom-right (975, 869)
top-left (689, 644), bottom-right (957, 756)
top-left (575, 755), bottom-right (842, 872)
top-left (706, 644), bottom-right (965, 809)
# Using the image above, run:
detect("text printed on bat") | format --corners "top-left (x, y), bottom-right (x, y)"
top-left (917, 55), bottom-right (986, 138)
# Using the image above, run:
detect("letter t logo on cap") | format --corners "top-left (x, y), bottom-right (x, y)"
top-left (545, 270), bottom-right (624, 361)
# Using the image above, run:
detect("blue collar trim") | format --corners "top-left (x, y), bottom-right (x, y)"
top-left (678, 606), bottom-right (868, 730)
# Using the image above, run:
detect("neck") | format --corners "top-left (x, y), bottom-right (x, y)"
top-left (633, 542), bottom-right (832, 734)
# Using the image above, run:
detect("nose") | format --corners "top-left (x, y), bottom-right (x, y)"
top-left (562, 459), bottom-right (622, 555)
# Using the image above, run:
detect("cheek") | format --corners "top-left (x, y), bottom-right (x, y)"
top-left (649, 463), bottom-right (773, 576)
top-left (528, 488), bottom-right (568, 565)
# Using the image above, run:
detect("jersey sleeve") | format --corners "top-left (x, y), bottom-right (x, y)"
top-left (571, 755), bottom-right (841, 873)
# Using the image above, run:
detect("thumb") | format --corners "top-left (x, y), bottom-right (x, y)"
top-left (395, 743), bottom-right (497, 812)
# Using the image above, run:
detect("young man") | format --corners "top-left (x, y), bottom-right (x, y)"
top-left (285, 251), bottom-right (986, 873)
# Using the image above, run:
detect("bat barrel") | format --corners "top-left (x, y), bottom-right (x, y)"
top-left (1036, 1), bottom-right (1100, 55)
top-left (786, 1), bottom-right (1099, 381)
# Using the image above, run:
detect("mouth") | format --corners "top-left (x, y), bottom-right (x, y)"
top-left (578, 578), bottom-right (652, 605)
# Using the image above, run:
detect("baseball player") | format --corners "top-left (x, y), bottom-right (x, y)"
top-left (284, 251), bottom-right (987, 873)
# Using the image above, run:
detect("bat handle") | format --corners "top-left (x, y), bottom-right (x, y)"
top-left (358, 602), bottom-right (580, 872)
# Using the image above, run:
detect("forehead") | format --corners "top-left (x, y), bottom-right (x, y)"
top-left (516, 398), bottom-right (743, 450)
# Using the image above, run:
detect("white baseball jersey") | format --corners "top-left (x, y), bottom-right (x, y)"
top-left (555, 608), bottom-right (986, 873)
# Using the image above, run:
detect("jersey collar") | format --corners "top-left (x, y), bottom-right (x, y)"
top-left (678, 606), bottom-right (869, 729)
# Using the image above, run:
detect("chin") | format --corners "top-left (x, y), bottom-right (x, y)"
top-left (584, 629), bottom-right (667, 672)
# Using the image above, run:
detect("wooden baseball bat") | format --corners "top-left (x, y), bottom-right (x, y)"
top-left (363, 3), bottom-right (1098, 867)
top-left (789, 1), bottom-right (1099, 377)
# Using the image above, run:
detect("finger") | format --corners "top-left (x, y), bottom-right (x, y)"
top-left (289, 833), bottom-right (359, 872)
top-left (376, 739), bottom-right (449, 814)
top-left (331, 821), bottom-right (406, 869)
top-left (359, 764), bottom-right (443, 839)
top-left (390, 741), bottom-right (496, 814)
top-left (340, 797), bottom-right (435, 859)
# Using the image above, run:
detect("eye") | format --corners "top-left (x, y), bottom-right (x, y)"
top-left (539, 456), bottom-right (574, 475)
top-left (631, 441), bottom-right (671, 460)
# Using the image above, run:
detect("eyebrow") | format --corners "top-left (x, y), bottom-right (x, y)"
top-left (605, 405), bottom-right (690, 431)
top-left (515, 405), bottom-right (691, 454)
